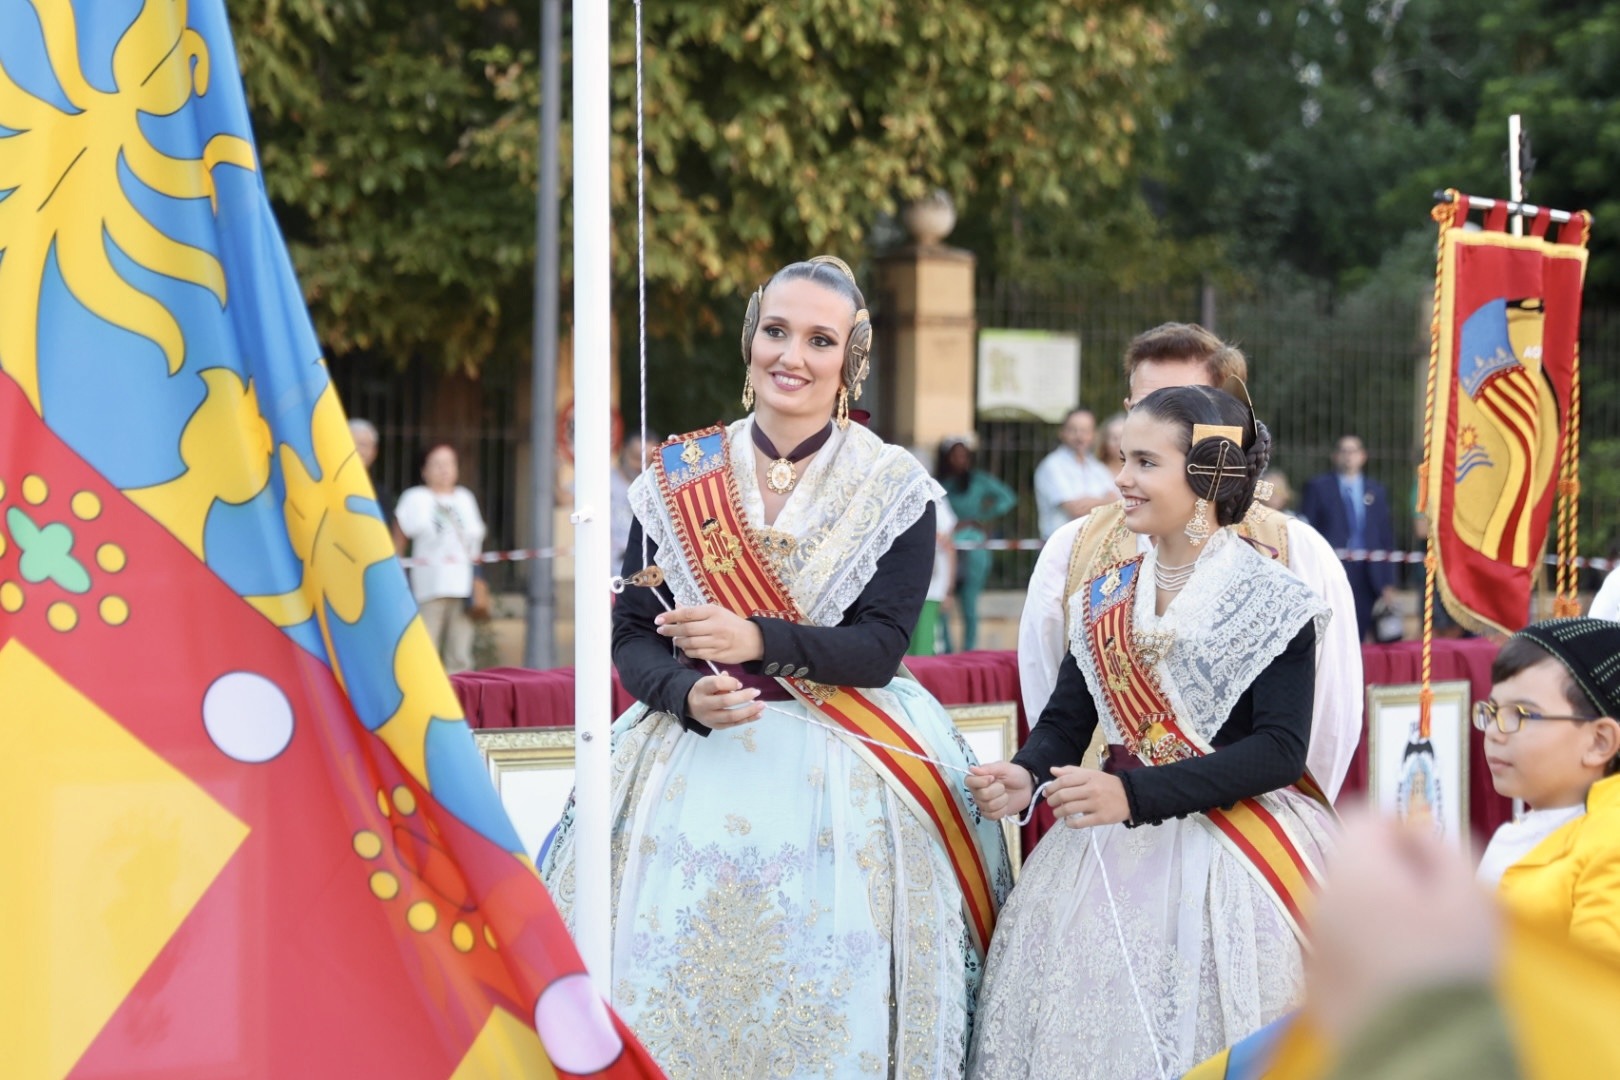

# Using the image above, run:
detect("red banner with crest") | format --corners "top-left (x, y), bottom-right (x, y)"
top-left (1422, 193), bottom-right (1591, 635)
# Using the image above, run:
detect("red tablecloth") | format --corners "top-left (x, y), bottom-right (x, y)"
top-left (451, 638), bottom-right (1511, 848)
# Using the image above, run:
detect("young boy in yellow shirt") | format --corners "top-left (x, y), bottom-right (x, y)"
top-left (1475, 617), bottom-right (1620, 965)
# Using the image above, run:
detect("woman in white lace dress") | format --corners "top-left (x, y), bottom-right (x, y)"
top-left (965, 385), bottom-right (1336, 1079)
top-left (542, 257), bottom-right (1011, 1079)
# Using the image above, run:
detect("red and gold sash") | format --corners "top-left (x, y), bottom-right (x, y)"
top-left (1083, 556), bottom-right (1326, 941)
top-left (652, 425), bottom-right (999, 954)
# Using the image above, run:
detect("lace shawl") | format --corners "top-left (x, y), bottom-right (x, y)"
top-left (629, 418), bottom-right (943, 627)
top-left (1066, 528), bottom-right (1330, 747)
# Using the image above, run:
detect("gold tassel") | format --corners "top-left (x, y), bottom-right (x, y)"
top-left (835, 387), bottom-right (850, 430)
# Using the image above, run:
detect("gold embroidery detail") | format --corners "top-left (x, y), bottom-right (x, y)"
top-left (1102, 634), bottom-right (1132, 692)
top-left (796, 679), bottom-right (837, 705)
top-left (1102, 565), bottom-right (1123, 598)
top-left (752, 527), bottom-right (797, 572)
top-left (724, 814), bottom-right (752, 836)
top-left (1134, 628), bottom-right (1176, 668)
top-left (699, 518), bottom-right (742, 575)
top-left (680, 439), bottom-right (703, 466)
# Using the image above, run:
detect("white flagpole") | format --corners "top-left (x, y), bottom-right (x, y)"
top-left (571, 0), bottom-right (613, 994)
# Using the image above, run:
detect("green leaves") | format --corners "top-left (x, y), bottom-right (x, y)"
top-left (232, 0), bottom-right (1184, 373)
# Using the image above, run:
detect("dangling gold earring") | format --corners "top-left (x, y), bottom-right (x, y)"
top-left (742, 373), bottom-right (755, 411)
top-left (1185, 498), bottom-right (1211, 546)
top-left (835, 387), bottom-right (850, 430)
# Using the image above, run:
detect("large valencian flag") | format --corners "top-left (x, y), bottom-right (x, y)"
top-left (0, 2), bottom-right (659, 1077)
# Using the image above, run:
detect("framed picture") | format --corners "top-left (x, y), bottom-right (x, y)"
top-left (947, 702), bottom-right (1023, 874)
top-left (1366, 680), bottom-right (1471, 853)
top-left (472, 728), bottom-right (576, 861)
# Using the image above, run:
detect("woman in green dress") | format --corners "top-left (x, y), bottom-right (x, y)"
top-left (936, 434), bottom-right (1018, 652)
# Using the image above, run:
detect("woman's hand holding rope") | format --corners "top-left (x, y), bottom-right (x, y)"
top-left (656, 604), bottom-right (764, 664)
top-left (684, 674), bottom-right (764, 729)
top-left (966, 762), bottom-right (1034, 820)
top-left (1046, 766), bottom-right (1131, 828)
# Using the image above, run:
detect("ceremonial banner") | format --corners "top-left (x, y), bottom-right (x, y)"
top-left (0, 3), bottom-right (660, 1077)
top-left (1422, 193), bottom-right (1591, 634)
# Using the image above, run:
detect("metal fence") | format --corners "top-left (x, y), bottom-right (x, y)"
top-left (329, 355), bottom-right (527, 593)
top-left (329, 274), bottom-right (1620, 601)
top-left (975, 276), bottom-right (1620, 592)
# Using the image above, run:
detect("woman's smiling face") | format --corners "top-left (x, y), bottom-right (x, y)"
top-left (1115, 411), bottom-right (1196, 539)
top-left (748, 277), bottom-right (853, 425)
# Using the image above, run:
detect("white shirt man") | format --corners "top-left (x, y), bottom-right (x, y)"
top-left (1034, 408), bottom-right (1118, 539)
top-left (1017, 348), bottom-right (1365, 801)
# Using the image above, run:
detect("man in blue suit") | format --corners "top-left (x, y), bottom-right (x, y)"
top-left (1302, 434), bottom-right (1397, 642)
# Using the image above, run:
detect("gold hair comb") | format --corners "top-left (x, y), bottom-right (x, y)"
top-left (1191, 423), bottom-right (1243, 445)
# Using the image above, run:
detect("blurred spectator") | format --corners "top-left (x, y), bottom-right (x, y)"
top-left (936, 434), bottom-right (1017, 652)
top-left (1590, 567), bottom-right (1620, 620)
top-left (348, 418), bottom-right (401, 551)
top-left (1302, 434), bottom-right (1397, 642)
top-left (611, 433), bottom-right (657, 570)
top-left (396, 444), bottom-right (486, 674)
top-left (1033, 407), bottom-right (1117, 538)
top-left (908, 494), bottom-right (957, 656)
top-left (1096, 411), bottom-right (1127, 474)
top-left (1260, 467), bottom-right (1295, 514)
top-left (1237, 813), bottom-right (1620, 1079)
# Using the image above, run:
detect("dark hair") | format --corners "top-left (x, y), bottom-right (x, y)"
top-left (1131, 385), bottom-right (1271, 526)
top-left (1124, 322), bottom-right (1249, 396)
top-left (1491, 636), bottom-right (1602, 720)
top-left (416, 442), bottom-right (458, 478)
top-left (1491, 635), bottom-right (1616, 776)
top-left (935, 437), bottom-right (974, 491)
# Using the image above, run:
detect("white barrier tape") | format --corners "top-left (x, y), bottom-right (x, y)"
top-left (399, 547), bottom-right (571, 569)
top-left (398, 541), bottom-right (1617, 574)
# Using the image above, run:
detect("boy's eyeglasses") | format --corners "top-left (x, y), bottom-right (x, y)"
top-left (1472, 700), bottom-right (1593, 735)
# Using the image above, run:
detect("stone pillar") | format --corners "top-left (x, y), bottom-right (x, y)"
top-left (874, 191), bottom-right (977, 458)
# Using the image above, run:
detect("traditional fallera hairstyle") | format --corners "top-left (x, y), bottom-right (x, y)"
top-left (1131, 384), bottom-right (1273, 527)
top-left (740, 255), bottom-right (873, 427)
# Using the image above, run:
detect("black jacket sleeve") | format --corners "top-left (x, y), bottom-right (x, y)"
top-left (1119, 620), bottom-right (1317, 825)
top-left (745, 504), bottom-right (934, 687)
top-left (1011, 652), bottom-right (1100, 786)
top-left (611, 521), bottom-right (705, 723)
top-left (612, 504), bottom-right (936, 730)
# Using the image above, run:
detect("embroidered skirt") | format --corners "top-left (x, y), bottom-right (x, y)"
top-left (541, 678), bottom-right (1011, 1080)
top-left (967, 789), bottom-right (1334, 1079)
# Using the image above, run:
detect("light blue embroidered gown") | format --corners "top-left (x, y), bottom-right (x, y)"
top-left (542, 420), bottom-right (1012, 1079)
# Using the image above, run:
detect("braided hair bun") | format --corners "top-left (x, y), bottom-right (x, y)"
top-left (1134, 384), bottom-right (1269, 526)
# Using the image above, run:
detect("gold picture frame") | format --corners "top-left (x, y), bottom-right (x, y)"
top-left (947, 701), bottom-right (1024, 875)
top-left (1366, 680), bottom-right (1472, 853)
top-left (472, 728), bottom-right (576, 860)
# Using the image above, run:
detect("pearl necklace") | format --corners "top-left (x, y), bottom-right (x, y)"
top-left (1154, 556), bottom-right (1199, 592)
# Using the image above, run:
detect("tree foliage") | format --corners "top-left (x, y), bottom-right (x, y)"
top-left (230, 0), bottom-right (1187, 372)
top-left (1154, 0), bottom-right (1495, 290)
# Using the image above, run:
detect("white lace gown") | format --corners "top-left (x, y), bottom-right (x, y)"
top-left (969, 533), bottom-right (1336, 1079)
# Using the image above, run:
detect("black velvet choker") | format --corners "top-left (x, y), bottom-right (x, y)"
top-left (750, 420), bottom-right (834, 494)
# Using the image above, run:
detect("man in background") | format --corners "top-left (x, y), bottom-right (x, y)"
top-left (1033, 407), bottom-right (1117, 539)
top-left (1302, 434), bottom-right (1397, 643)
top-left (349, 417), bottom-right (402, 553)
